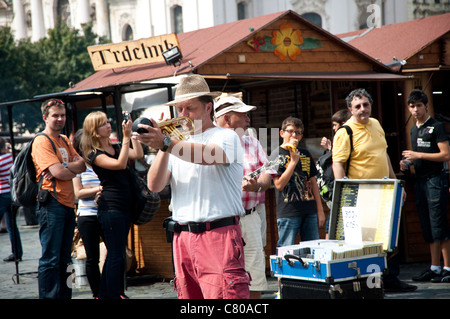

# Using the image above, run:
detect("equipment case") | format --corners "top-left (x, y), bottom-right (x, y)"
top-left (279, 277), bottom-right (384, 299)
top-left (270, 179), bottom-right (404, 299)
top-left (270, 241), bottom-right (386, 299)
top-left (329, 179), bottom-right (404, 251)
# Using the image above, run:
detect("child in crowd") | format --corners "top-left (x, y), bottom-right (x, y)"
top-left (269, 117), bottom-right (325, 247)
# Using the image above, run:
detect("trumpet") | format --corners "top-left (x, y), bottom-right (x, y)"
top-left (132, 116), bottom-right (194, 141)
top-left (159, 117), bottom-right (194, 140)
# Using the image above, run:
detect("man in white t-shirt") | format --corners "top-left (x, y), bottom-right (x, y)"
top-left (134, 75), bottom-right (249, 299)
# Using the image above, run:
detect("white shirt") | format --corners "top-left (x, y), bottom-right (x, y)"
top-left (168, 126), bottom-right (244, 223)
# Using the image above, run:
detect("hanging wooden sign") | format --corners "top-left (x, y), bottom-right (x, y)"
top-left (247, 23), bottom-right (322, 61)
top-left (87, 33), bottom-right (181, 71)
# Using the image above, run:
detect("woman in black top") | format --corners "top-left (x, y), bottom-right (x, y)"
top-left (81, 111), bottom-right (143, 299)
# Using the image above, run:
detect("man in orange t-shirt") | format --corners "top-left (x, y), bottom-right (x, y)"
top-left (32, 99), bottom-right (85, 299)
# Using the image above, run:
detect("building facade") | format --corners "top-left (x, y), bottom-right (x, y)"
top-left (1, 0), bottom-right (449, 43)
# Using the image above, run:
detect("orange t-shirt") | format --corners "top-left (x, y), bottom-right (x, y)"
top-left (32, 134), bottom-right (79, 208)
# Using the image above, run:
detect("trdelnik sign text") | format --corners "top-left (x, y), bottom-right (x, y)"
top-left (87, 33), bottom-right (180, 71)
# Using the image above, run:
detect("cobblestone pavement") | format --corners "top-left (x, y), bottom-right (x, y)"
top-left (1, 214), bottom-right (449, 300)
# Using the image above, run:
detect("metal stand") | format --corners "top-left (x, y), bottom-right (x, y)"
top-left (10, 204), bottom-right (38, 284)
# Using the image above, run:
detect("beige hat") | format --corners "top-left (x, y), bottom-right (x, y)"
top-left (165, 74), bottom-right (222, 106)
top-left (214, 96), bottom-right (256, 118)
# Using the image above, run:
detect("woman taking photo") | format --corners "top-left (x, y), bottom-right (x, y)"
top-left (81, 112), bottom-right (143, 299)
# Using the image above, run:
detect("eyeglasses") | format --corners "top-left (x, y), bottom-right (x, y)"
top-left (47, 99), bottom-right (64, 107)
top-left (353, 102), bottom-right (370, 109)
top-left (283, 129), bottom-right (303, 136)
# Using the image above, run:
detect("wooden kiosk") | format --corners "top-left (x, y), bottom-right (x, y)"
top-left (2, 11), bottom-right (428, 279)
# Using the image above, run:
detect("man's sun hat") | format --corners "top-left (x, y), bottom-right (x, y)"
top-left (214, 96), bottom-right (257, 118)
top-left (165, 74), bottom-right (222, 106)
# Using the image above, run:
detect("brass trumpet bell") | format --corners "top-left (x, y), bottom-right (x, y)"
top-left (159, 117), bottom-right (194, 140)
top-left (132, 116), bottom-right (194, 141)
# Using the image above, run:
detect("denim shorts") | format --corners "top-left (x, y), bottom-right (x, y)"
top-left (415, 172), bottom-right (450, 243)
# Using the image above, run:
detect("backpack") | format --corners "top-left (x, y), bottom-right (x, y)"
top-left (10, 133), bottom-right (61, 208)
top-left (315, 125), bottom-right (353, 202)
top-left (128, 167), bottom-right (161, 225)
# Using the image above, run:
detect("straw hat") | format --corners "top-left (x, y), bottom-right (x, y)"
top-left (165, 75), bottom-right (221, 106)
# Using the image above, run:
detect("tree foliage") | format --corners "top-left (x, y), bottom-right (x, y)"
top-left (0, 23), bottom-right (107, 133)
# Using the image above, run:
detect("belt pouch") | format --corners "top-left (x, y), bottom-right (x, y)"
top-left (163, 217), bottom-right (177, 243)
top-left (38, 189), bottom-right (51, 204)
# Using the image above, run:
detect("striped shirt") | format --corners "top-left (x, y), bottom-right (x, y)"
top-left (76, 165), bottom-right (100, 216)
top-left (0, 153), bottom-right (13, 194)
top-left (241, 135), bottom-right (268, 210)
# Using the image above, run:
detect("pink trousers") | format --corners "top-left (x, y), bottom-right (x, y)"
top-left (172, 223), bottom-right (250, 299)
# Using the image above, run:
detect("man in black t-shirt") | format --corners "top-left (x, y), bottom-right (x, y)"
top-left (401, 89), bottom-right (450, 283)
top-left (269, 117), bottom-right (325, 247)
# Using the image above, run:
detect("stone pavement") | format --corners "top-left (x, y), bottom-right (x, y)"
top-left (1, 213), bottom-right (450, 300)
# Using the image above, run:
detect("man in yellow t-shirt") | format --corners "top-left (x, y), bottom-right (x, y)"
top-left (332, 89), bottom-right (395, 180)
top-left (332, 88), bottom-right (416, 293)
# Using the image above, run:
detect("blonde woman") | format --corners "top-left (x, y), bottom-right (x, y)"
top-left (81, 111), bottom-right (143, 299)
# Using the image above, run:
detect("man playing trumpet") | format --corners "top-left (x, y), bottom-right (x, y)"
top-left (133, 75), bottom-right (250, 299)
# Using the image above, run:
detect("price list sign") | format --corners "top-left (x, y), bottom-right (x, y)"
top-left (333, 183), bottom-right (359, 240)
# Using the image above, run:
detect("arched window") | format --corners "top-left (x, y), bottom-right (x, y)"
top-left (57, 0), bottom-right (71, 27)
top-left (237, 1), bottom-right (248, 20)
top-left (123, 24), bottom-right (133, 41)
top-left (301, 12), bottom-right (322, 28)
top-left (26, 10), bottom-right (32, 28)
top-left (173, 5), bottom-right (183, 33)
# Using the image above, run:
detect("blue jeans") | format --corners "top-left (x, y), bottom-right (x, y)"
top-left (97, 209), bottom-right (130, 299)
top-left (37, 196), bottom-right (76, 299)
top-left (415, 172), bottom-right (450, 243)
top-left (0, 193), bottom-right (23, 259)
top-left (277, 214), bottom-right (320, 247)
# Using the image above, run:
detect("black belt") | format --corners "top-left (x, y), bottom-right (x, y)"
top-left (245, 207), bottom-right (256, 215)
top-left (176, 216), bottom-right (239, 233)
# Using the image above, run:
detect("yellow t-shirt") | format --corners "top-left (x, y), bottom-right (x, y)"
top-left (332, 118), bottom-right (389, 179)
top-left (32, 134), bottom-right (78, 208)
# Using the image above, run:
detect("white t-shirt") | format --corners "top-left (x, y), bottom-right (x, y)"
top-left (168, 126), bottom-right (245, 223)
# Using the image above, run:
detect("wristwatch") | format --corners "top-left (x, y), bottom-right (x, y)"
top-left (161, 135), bottom-right (171, 152)
top-left (62, 162), bottom-right (68, 168)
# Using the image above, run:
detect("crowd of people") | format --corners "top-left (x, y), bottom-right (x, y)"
top-left (3, 74), bottom-right (449, 299)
